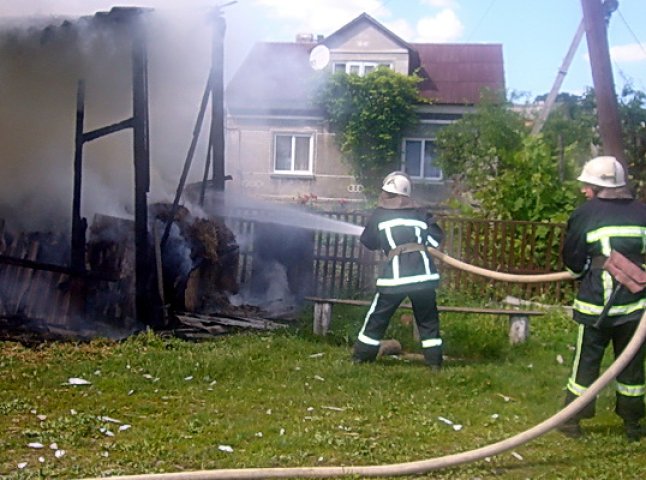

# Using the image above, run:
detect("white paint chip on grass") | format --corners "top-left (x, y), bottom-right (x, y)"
top-left (65, 377), bottom-right (91, 385)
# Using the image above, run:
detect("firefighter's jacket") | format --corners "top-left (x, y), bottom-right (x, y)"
top-left (563, 196), bottom-right (646, 326)
top-left (360, 206), bottom-right (444, 295)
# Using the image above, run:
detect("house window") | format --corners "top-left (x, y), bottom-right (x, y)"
top-left (332, 61), bottom-right (392, 76)
top-left (403, 139), bottom-right (443, 180)
top-left (274, 134), bottom-right (313, 173)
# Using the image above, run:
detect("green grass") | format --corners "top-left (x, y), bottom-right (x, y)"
top-left (0, 303), bottom-right (644, 479)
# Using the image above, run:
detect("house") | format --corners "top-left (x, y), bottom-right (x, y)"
top-left (225, 12), bottom-right (504, 208)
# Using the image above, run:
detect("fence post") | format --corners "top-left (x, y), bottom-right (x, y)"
top-left (508, 314), bottom-right (530, 344)
top-left (313, 301), bottom-right (332, 335)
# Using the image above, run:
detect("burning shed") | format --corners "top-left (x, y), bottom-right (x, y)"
top-left (0, 7), bottom-right (280, 341)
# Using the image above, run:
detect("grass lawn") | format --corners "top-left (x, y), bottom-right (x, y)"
top-left (0, 300), bottom-right (644, 479)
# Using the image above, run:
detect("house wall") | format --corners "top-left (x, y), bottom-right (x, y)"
top-left (325, 23), bottom-right (410, 74)
top-left (225, 116), bottom-right (365, 207)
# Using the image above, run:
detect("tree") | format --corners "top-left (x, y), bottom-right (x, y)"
top-left (317, 68), bottom-right (422, 198)
top-left (619, 85), bottom-right (646, 199)
top-left (435, 93), bottom-right (581, 222)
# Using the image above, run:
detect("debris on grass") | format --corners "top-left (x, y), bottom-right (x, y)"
top-left (321, 406), bottom-right (345, 412)
top-left (308, 353), bottom-right (324, 358)
top-left (119, 424), bottom-right (131, 432)
top-left (27, 442), bottom-right (44, 449)
top-left (100, 416), bottom-right (122, 424)
top-left (437, 416), bottom-right (463, 431)
top-left (55, 449), bottom-right (66, 458)
top-left (17, 462), bottom-right (27, 469)
top-left (218, 445), bottom-right (233, 453)
top-left (511, 451), bottom-right (524, 461)
top-left (556, 354), bottom-right (564, 364)
top-left (65, 377), bottom-right (91, 385)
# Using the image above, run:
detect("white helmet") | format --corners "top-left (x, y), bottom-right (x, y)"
top-left (577, 156), bottom-right (626, 188)
top-left (382, 171), bottom-right (412, 197)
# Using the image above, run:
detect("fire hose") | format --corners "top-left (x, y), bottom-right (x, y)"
top-left (89, 250), bottom-right (646, 480)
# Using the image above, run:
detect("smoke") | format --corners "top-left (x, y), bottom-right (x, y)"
top-left (0, 8), bottom-right (220, 233)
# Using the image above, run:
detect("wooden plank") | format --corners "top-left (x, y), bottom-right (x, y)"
top-left (176, 312), bottom-right (288, 330)
top-left (304, 297), bottom-right (545, 316)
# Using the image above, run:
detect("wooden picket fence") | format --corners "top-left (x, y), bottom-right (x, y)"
top-left (231, 211), bottom-right (575, 304)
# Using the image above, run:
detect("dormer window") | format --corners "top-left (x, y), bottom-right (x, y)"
top-left (333, 61), bottom-right (392, 76)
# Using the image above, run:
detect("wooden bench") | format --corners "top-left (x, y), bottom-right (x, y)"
top-left (305, 297), bottom-right (545, 344)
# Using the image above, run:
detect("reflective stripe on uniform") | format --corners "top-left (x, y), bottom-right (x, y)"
top-left (421, 338), bottom-right (442, 348)
top-left (586, 226), bottom-right (646, 245)
top-left (356, 294), bottom-right (381, 346)
top-left (567, 324), bottom-right (586, 396)
top-left (376, 272), bottom-right (439, 287)
top-left (567, 378), bottom-right (588, 397)
top-left (378, 218), bottom-right (428, 231)
top-left (573, 297), bottom-right (646, 316)
top-left (616, 381), bottom-right (646, 397)
top-left (427, 234), bottom-right (440, 247)
top-left (602, 270), bottom-right (613, 305)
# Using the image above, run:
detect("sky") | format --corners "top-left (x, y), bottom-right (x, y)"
top-left (0, 0), bottom-right (645, 99)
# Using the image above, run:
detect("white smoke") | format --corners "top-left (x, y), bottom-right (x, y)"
top-left (0, 8), bottom-right (216, 232)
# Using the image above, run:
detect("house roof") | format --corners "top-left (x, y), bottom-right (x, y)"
top-left (226, 13), bottom-right (505, 114)
top-left (411, 43), bottom-right (505, 104)
top-left (226, 41), bottom-right (323, 115)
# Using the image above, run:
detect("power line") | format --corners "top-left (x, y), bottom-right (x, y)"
top-left (466, 0), bottom-right (497, 42)
top-left (616, 8), bottom-right (646, 58)
top-left (610, 7), bottom-right (646, 92)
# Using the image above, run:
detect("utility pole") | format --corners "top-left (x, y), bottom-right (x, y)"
top-left (531, 20), bottom-right (585, 136)
top-left (580, 0), bottom-right (626, 172)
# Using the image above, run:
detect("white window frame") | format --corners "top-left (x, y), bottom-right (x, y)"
top-left (332, 61), bottom-right (393, 76)
top-left (402, 138), bottom-right (443, 181)
top-left (273, 133), bottom-right (314, 174)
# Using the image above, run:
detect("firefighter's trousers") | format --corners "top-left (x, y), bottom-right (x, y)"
top-left (565, 320), bottom-right (646, 422)
top-left (352, 288), bottom-right (442, 366)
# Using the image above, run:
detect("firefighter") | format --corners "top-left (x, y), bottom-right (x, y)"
top-left (558, 156), bottom-right (646, 441)
top-left (352, 171), bottom-right (444, 369)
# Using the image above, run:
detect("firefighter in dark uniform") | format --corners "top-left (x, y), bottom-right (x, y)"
top-left (558, 156), bottom-right (646, 441)
top-left (352, 171), bottom-right (444, 369)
